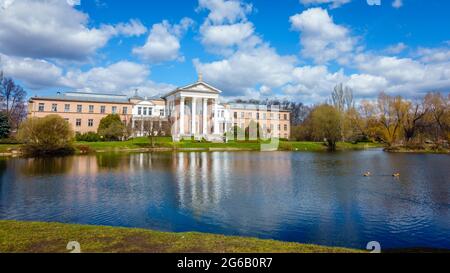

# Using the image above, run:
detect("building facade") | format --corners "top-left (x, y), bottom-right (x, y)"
top-left (28, 76), bottom-right (291, 141)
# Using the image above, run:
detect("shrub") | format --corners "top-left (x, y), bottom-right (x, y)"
top-left (98, 114), bottom-right (126, 141)
top-left (17, 115), bottom-right (75, 156)
top-left (76, 132), bottom-right (101, 142)
top-left (0, 112), bottom-right (10, 139)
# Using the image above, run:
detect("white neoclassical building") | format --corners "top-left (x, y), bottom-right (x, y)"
top-left (163, 74), bottom-right (227, 142)
top-left (29, 74), bottom-right (291, 142)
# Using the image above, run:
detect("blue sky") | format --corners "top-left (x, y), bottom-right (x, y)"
top-left (0, 0), bottom-right (449, 104)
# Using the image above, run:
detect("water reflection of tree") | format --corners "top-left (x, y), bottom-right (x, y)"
top-left (0, 159), bottom-right (7, 194)
top-left (19, 157), bottom-right (74, 176)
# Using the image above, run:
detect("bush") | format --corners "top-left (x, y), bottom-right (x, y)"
top-left (76, 132), bottom-right (101, 142)
top-left (0, 112), bottom-right (10, 139)
top-left (98, 114), bottom-right (126, 141)
top-left (17, 115), bottom-right (75, 156)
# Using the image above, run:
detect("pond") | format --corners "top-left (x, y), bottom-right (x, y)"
top-left (0, 150), bottom-right (449, 250)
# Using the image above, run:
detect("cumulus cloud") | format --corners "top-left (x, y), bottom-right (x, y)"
top-left (0, 0), bottom-right (145, 61)
top-left (290, 8), bottom-right (356, 64)
top-left (0, 54), bottom-right (64, 89)
top-left (415, 47), bottom-right (450, 63)
top-left (194, 45), bottom-right (297, 96)
top-left (385, 42), bottom-right (407, 54)
top-left (299, 0), bottom-right (351, 9)
top-left (197, 0), bottom-right (252, 24)
top-left (197, 0), bottom-right (258, 55)
top-left (133, 18), bottom-right (193, 63)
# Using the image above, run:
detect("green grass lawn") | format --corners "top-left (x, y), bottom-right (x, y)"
top-left (75, 137), bottom-right (384, 152)
top-left (0, 137), bottom-right (385, 154)
top-left (0, 220), bottom-right (361, 253)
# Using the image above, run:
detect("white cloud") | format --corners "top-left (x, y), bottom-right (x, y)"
top-left (113, 19), bottom-right (147, 37)
top-left (392, 0), bottom-right (403, 8)
top-left (194, 45), bottom-right (297, 96)
top-left (290, 8), bottom-right (356, 64)
top-left (66, 0), bottom-right (80, 6)
top-left (346, 74), bottom-right (388, 96)
top-left (415, 47), bottom-right (450, 63)
top-left (198, 0), bottom-right (258, 55)
top-left (133, 18), bottom-right (193, 63)
top-left (200, 22), bottom-right (255, 50)
top-left (0, 54), bottom-right (63, 88)
top-left (299, 0), bottom-right (351, 9)
top-left (385, 42), bottom-right (407, 54)
top-left (351, 53), bottom-right (450, 96)
top-left (197, 0), bottom-right (252, 24)
top-left (62, 61), bottom-right (176, 97)
top-left (0, 0), bottom-right (145, 61)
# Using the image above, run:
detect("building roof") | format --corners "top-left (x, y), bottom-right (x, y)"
top-left (228, 103), bottom-right (291, 112)
top-left (31, 92), bottom-right (132, 104)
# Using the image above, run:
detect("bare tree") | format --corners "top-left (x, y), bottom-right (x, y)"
top-left (332, 83), bottom-right (354, 112)
top-left (0, 71), bottom-right (27, 131)
top-left (402, 98), bottom-right (428, 144)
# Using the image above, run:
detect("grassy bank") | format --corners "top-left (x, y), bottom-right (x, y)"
top-left (0, 220), bottom-right (361, 253)
top-left (0, 138), bottom-right (385, 155)
top-left (76, 137), bottom-right (384, 152)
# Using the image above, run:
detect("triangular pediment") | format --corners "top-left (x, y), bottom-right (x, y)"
top-left (162, 81), bottom-right (222, 98)
top-left (179, 82), bottom-right (222, 94)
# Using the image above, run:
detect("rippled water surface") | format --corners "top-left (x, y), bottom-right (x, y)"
top-left (0, 150), bottom-right (449, 250)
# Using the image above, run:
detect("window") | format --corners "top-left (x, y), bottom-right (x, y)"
top-left (270, 113), bottom-right (274, 119)
top-left (248, 112), bottom-right (252, 118)
top-left (234, 112), bottom-right (238, 119)
top-left (38, 103), bottom-right (45, 112)
top-left (100, 106), bottom-right (106, 114)
top-left (122, 107), bottom-right (128, 115)
top-left (51, 104), bottom-right (58, 112)
top-left (89, 105), bottom-right (94, 113)
top-left (88, 119), bottom-right (94, 127)
top-left (143, 107), bottom-right (147, 116)
top-left (76, 119), bottom-right (81, 127)
top-left (148, 108), bottom-right (153, 116)
top-left (138, 107), bottom-right (142, 115)
top-left (77, 105), bottom-right (82, 113)
top-left (240, 112), bottom-right (244, 118)
top-left (160, 109), bottom-right (165, 116)
top-left (256, 113), bottom-right (260, 120)
top-left (64, 104), bottom-right (70, 112)
top-left (263, 113), bottom-right (267, 120)
top-left (112, 106), bottom-right (117, 114)
top-left (284, 124), bottom-right (288, 131)
top-left (284, 114), bottom-right (288, 120)
top-left (278, 124), bottom-right (281, 131)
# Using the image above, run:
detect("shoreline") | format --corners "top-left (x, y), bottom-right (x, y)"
top-left (0, 220), bottom-right (362, 253)
top-left (1, 139), bottom-right (448, 157)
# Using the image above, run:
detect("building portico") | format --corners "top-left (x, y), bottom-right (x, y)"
top-left (163, 75), bottom-right (224, 142)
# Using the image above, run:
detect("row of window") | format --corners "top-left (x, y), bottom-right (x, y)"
top-left (137, 107), bottom-right (165, 117)
top-left (69, 118), bottom-right (95, 127)
top-left (233, 112), bottom-right (288, 120)
top-left (39, 103), bottom-right (128, 115)
top-left (235, 123), bottom-right (289, 132)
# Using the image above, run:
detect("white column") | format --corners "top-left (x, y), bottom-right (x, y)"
top-left (214, 99), bottom-right (219, 135)
top-left (191, 97), bottom-right (197, 135)
top-left (180, 97), bottom-right (185, 135)
top-left (203, 98), bottom-right (208, 136)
